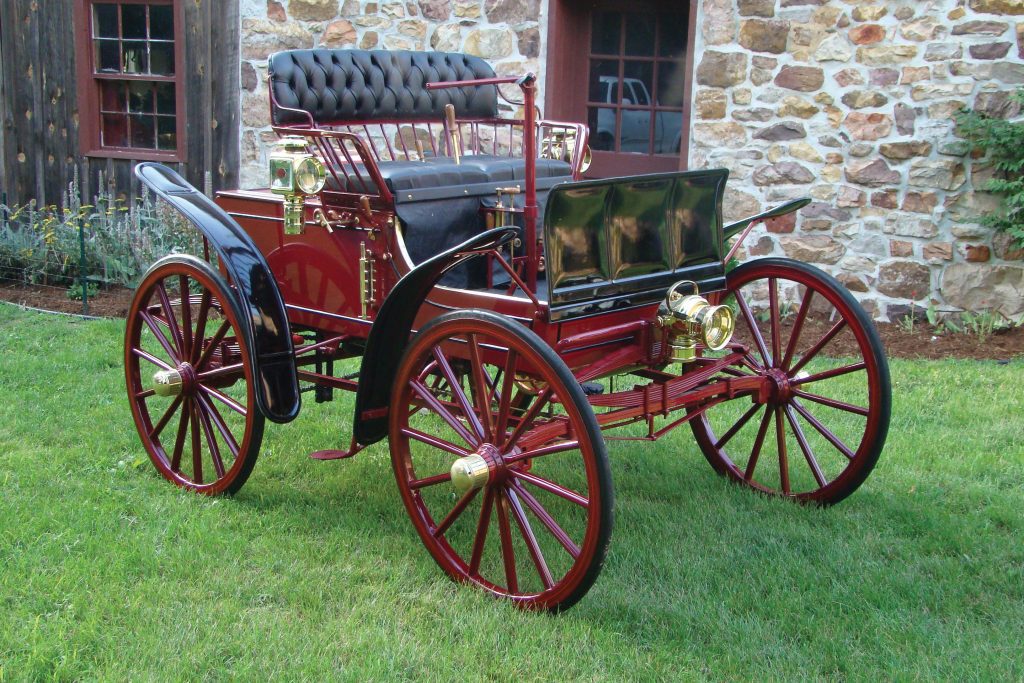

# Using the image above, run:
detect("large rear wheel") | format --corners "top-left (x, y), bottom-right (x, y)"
top-left (125, 255), bottom-right (264, 495)
top-left (389, 310), bottom-right (613, 611)
top-left (691, 258), bottom-right (890, 505)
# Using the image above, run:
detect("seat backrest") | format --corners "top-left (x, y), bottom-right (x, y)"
top-left (268, 49), bottom-right (499, 126)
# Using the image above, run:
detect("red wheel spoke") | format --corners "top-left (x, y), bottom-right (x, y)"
top-left (135, 388), bottom-right (156, 399)
top-left (781, 289), bottom-right (814, 370)
top-left (401, 427), bottom-right (470, 458)
top-left (467, 334), bottom-right (494, 441)
top-left (132, 346), bottom-right (172, 371)
top-left (409, 471), bottom-right (453, 490)
top-left (502, 387), bottom-right (553, 452)
top-left (195, 392), bottom-right (240, 458)
top-left (410, 378), bottom-right (479, 447)
top-left (431, 345), bottom-right (485, 443)
top-left (197, 363), bottom-right (245, 382)
top-left (495, 492), bottom-right (519, 593)
top-left (179, 276), bottom-right (192, 360)
top-left (195, 320), bottom-right (232, 371)
top-left (792, 389), bottom-right (869, 417)
top-left (504, 439), bottom-right (580, 466)
top-left (170, 400), bottom-right (190, 472)
top-left (745, 406), bottom-right (773, 481)
top-left (784, 405), bottom-right (826, 488)
top-left (468, 487), bottom-right (494, 576)
top-left (775, 405), bottom-right (790, 495)
top-left (139, 311), bottom-right (179, 363)
top-left (148, 395), bottom-right (183, 439)
top-left (511, 470), bottom-right (589, 508)
top-left (735, 294), bottom-right (771, 367)
top-left (199, 385), bottom-right (247, 416)
top-left (510, 481), bottom-right (580, 559)
top-left (189, 401), bottom-right (203, 484)
top-left (789, 319), bottom-right (847, 376)
top-left (791, 361), bottom-right (866, 386)
top-left (713, 403), bottom-right (762, 450)
top-left (156, 281), bottom-right (184, 356)
top-left (768, 277), bottom-right (781, 366)
top-left (195, 397), bottom-right (226, 479)
top-left (494, 350), bottom-right (519, 440)
top-left (431, 487), bottom-right (479, 538)
top-left (506, 487), bottom-right (554, 590)
top-left (190, 289), bottom-right (212, 365)
top-left (792, 399), bottom-right (856, 460)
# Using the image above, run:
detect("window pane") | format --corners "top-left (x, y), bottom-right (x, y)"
top-left (150, 42), bottom-right (175, 76)
top-left (619, 110), bottom-right (651, 154)
top-left (590, 12), bottom-right (620, 55)
top-left (123, 40), bottom-right (148, 74)
top-left (155, 82), bottom-right (176, 115)
top-left (128, 82), bottom-right (154, 113)
top-left (588, 107), bottom-right (616, 151)
top-left (588, 60), bottom-right (619, 104)
top-left (130, 114), bottom-right (156, 148)
top-left (157, 116), bottom-right (177, 151)
top-left (150, 5), bottom-right (174, 40)
top-left (96, 38), bottom-right (121, 72)
top-left (657, 60), bottom-right (686, 107)
top-left (623, 62), bottom-right (653, 106)
top-left (625, 14), bottom-right (655, 57)
top-left (100, 81), bottom-right (127, 112)
top-left (94, 4), bottom-right (119, 38)
top-left (658, 17), bottom-right (687, 58)
top-left (102, 114), bottom-right (128, 147)
top-left (122, 4), bottom-right (147, 39)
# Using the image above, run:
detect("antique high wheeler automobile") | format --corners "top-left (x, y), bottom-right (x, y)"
top-left (125, 49), bottom-right (891, 611)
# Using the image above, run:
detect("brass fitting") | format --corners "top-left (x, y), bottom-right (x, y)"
top-left (658, 280), bottom-right (735, 363)
top-left (450, 454), bottom-right (490, 493)
top-left (269, 136), bottom-right (327, 235)
top-left (152, 368), bottom-right (184, 396)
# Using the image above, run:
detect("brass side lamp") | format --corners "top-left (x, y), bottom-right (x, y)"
top-left (658, 280), bottom-right (735, 363)
top-left (269, 136), bottom-right (327, 235)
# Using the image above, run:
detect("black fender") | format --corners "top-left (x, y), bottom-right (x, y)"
top-left (353, 227), bottom-right (519, 445)
top-left (723, 197), bottom-right (811, 240)
top-left (135, 163), bottom-right (300, 424)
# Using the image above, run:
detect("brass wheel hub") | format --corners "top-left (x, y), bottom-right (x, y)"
top-left (152, 362), bottom-right (197, 397)
top-left (450, 443), bottom-right (505, 493)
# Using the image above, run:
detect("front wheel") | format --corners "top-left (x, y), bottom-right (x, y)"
top-left (690, 258), bottom-right (891, 505)
top-left (389, 310), bottom-right (614, 611)
top-left (124, 254), bottom-right (264, 495)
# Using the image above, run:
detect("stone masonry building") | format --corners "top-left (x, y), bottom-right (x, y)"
top-left (237, 0), bottom-right (1024, 321)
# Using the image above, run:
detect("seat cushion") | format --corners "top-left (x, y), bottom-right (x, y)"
top-left (327, 156), bottom-right (572, 194)
top-left (457, 155), bottom-right (573, 182)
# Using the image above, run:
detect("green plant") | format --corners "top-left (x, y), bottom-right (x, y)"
top-left (0, 173), bottom-right (203, 289)
top-left (957, 88), bottom-right (1024, 247)
top-left (959, 309), bottom-right (1014, 342)
top-left (65, 281), bottom-right (100, 301)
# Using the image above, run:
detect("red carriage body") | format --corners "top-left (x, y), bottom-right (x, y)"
top-left (124, 49), bottom-right (891, 611)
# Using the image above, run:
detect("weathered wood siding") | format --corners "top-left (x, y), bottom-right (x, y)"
top-left (0, 0), bottom-right (240, 208)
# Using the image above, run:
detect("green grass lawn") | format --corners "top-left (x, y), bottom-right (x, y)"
top-left (1, 302), bottom-right (1022, 680)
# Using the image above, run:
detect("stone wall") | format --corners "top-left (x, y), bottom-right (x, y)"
top-left (237, 0), bottom-right (543, 188)
top-left (236, 0), bottom-right (1024, 320)
top-left (692, 0), bottom-right (1024, 320)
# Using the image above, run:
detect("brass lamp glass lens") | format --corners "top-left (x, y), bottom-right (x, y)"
top-left (295, 156), bottom-right (327, 194)
top-left (701, 305), bottom-right (735, 351)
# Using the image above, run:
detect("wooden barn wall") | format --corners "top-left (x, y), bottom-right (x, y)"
top-left (0, 0), bottom-right (240, 209)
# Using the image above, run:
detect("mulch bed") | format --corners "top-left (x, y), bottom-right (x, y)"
top-left (1, 283), bottom-right (1021, 361)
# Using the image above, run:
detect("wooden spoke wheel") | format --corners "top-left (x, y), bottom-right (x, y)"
top-left (691, 258), bottom-right (891, 505)
top-left (124, 255), bottom-right (264, 495)
top-left (389, 311), bottom-right (614, 611)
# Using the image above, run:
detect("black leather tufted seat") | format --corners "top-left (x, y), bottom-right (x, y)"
top-left (268, 49), bottom-right (499, 125)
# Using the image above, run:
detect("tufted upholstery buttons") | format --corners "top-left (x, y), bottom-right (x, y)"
top-left (268, 49), bottom-right (499, 126)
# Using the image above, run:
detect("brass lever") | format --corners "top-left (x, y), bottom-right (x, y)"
top-left (444, 103), bottom-right (462, 165)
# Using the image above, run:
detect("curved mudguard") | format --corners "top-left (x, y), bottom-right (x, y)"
top-left (353, 227), bottom-right (519, 446)
top-left (723, 197), bottom-right (812, 240)
top-left (135, 163), bottom-right (300, 424)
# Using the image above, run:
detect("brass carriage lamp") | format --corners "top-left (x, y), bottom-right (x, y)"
top-left (659, 280), bottom-right (735, 363)
top-left (269, 136), bottom-right (327, 235)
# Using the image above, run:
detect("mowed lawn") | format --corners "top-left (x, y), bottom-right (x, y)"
top-left (1, 302), bottom-right (1021, 681)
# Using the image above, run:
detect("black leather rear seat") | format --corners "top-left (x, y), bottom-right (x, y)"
top-left (328, 155), bottom-right (572, 194)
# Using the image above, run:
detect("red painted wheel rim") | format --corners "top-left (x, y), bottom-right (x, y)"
top-left (124, 258), bottom-right (263, 495)
top-left (390, 313), bottom-right (611, 610)
top-left (692, 260), bottom-right (890, 504)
